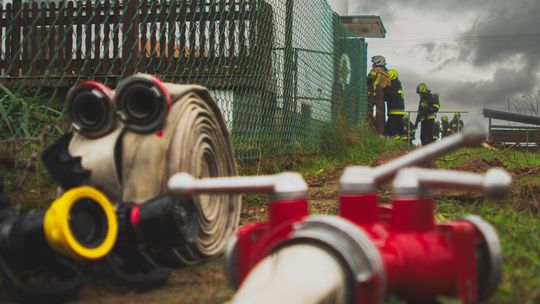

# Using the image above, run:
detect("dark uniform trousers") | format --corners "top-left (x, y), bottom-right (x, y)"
top-left (386, 114), bottom-right (404, 138)
top-left (367, 89), bottom-right (386, 135)
top-left (421, 118), bottom-right (435, 146)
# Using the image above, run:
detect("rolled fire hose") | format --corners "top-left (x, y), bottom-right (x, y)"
top-left (67, 78), bottom-right (240, 265)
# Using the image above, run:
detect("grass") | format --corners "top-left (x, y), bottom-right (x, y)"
top-left (239, 123), bottom-right (409, 179)
top-left (0, 86), bottom-right (65, 139)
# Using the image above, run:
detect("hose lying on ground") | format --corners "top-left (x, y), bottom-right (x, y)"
top-left (65, 77), bottom-right (240, 265)
top-left (232, 244), bottom-right (347, 304)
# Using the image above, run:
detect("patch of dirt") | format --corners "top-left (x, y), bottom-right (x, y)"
top-left (371, 151), bottom-right (408, 167)
top-left (305, 165), bottom-right (345, 187)
top-left (309, 184), bottom-right (338, 200)
top-left (371, 151), bottom-right (437, 169)
top-left (513, 166), bottom-right (540, 176)
top-left (443, 158), bottom-right (540, 213)
top-left (78, 259), bottom-right (231, 304)
top-left (452, 158), bottom-right (506, 173)
top-left (512, 178), bottom-right (540, 214)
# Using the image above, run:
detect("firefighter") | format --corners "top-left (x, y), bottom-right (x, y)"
top-left (384, 69), bottom-right (404, 140)
top-left (367, 55), bottom-right (390, 135)
top-left (449, 112), bottom-right (465, 134)
top-left (401, 113), bottom-right (416, 145)
top-left (414, 84), bottom-right (440, 146)
top-left (440, 115), bottom-right (450, 138)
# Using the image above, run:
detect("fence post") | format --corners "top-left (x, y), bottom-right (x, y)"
top-left (331, 14), bottom-right (341, 122)
top-left (293, 48), bottom-right (299, 140)
top-left (281, 0), bottom-right (294, 144)
top-left (11, 0), bottom-right (21, 77)
top-left (122, 0), bottom-right (140, 76)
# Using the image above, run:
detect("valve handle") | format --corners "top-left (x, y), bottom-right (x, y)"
top-left (392, 168), bottom-right (512, 199)
top-left (340, 124), bottom-right (486, 193)
top-left (168, 172), bottom-right (308, 199)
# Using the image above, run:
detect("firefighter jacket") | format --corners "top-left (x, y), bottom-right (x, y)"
top-left (384, 77), bottom-right (405, 115)
top-left (441, 121), bottom-right (450, 137)
top-left (415, 91), bottom-right (440, 126)
top-left (449, 118), bottom-right (464, 134)
top-left (367, 66), bottom-right (390, 98)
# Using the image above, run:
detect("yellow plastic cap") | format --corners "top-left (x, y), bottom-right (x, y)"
top-left (44, 186), bottom-right (118, 260)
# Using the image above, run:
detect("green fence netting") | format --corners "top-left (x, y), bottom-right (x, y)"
top-left (0, 0), bottom-right (367, 162)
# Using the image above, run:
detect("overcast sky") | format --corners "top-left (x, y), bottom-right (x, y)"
top-left (349, 0), bottom-right (540, 125)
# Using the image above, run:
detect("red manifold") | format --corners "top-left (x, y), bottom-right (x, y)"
top-left (168, 125), bottom-right (509, 303)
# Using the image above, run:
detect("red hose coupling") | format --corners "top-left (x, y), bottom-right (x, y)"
top-left (66, 81), bottom-right (115, 138)
top-left (115, 74), bottom-right (171, 133)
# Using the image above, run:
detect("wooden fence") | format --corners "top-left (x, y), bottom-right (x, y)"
top-left (0, 0), bottom-right (273, 88)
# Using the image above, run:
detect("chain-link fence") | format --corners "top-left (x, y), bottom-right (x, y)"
top-left (0, 0), bottom-right (367, 161)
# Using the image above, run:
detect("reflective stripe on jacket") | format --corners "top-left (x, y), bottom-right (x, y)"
top-left (367, 67), bottom-right (390, 97)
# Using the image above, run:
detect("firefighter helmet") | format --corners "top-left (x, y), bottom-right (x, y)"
top-left (417, 83), bottom-right (428, 94)
top-left (442, 115), bottom-right (449, 122)
top-left (371, 55), bottom-right (386, 67)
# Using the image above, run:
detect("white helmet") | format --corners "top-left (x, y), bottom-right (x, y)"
top-left (371, 55), bottom-right (386, 66)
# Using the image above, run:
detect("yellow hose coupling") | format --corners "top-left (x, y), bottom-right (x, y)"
top-left (44, 186), bottom-right (118, 260)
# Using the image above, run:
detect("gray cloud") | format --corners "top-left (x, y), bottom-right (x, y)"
top-left (350, 0), bottom-right (540, 125)
top-left (349, 0), bottom-right (489, 16)
top-left (447, 67), bottom-right (537, 106)
top-left (459, 0), bottom-right (540, 68)
top-left (448, 0), bottom-right (540, 111)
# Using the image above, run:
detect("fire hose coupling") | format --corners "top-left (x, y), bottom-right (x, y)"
top-left (392, 167), bottom-right (512, 198)
top-left (115, 73), bottom-right (171, 133)
top-left (66, 81), bottom-right (115, 138)
top-left (102, 194), bottom-right (198, 290)
top-left (0, 186), bottom-right (117, 262)
top-left (117, 194), bottom-right (198, 252)
top-left (168, 172), bottom-right (308, 200)
top-left (458, 215), bottom-right (503, 301)
top-left (339, 124), bottom-right (487, 194)
top-left (44, 186), bottom-right (118, 260)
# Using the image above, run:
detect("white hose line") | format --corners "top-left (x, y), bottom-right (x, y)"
top-left (232, 244), bottom-right (347, 304)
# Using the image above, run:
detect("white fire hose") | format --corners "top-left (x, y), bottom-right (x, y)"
top-left (67, 80), bottom-right (241, 265)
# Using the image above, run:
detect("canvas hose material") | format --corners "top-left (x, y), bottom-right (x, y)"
top-left (232, 244), bottom-right (347, 304)
top-left (69, 83), bottom-right (241, 265)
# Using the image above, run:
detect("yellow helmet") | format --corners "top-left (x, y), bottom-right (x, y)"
top-left (388, 69), bottom-right (399, 80)
top-left (441, 115), bottom-right (449, 122)
top-left (454, 112), bottom-right (461, 118)
top-left (416, 83), bottom-right (428, 94)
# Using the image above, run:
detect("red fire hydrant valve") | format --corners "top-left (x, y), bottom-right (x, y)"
top-left (170, 126), bottom-right (510, 303)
